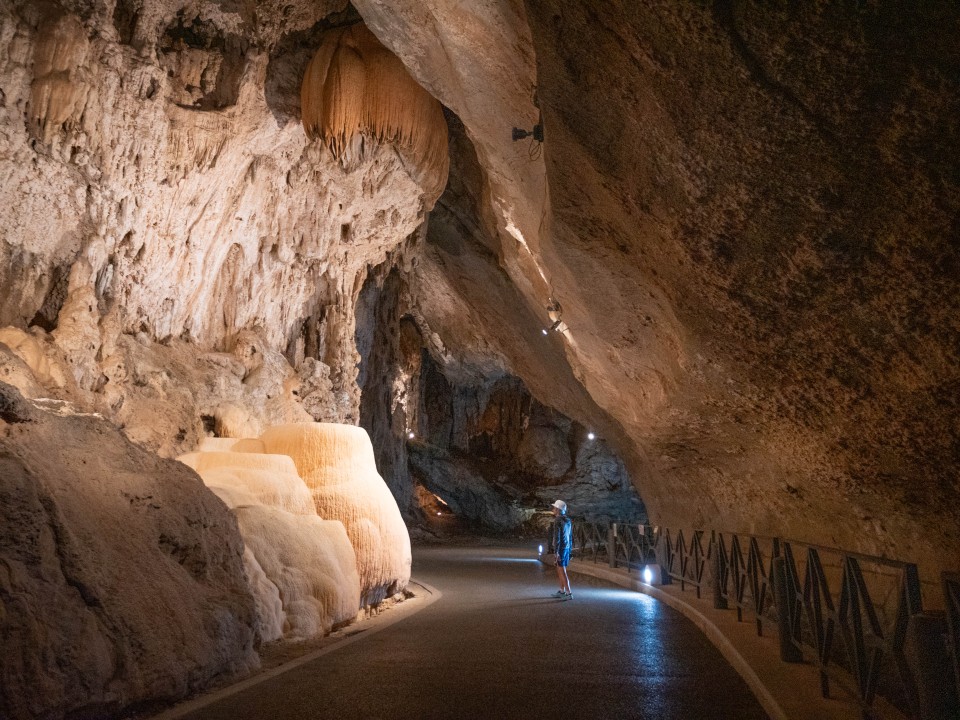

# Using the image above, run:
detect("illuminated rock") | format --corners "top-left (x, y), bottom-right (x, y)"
top-left (301, 23), bottom-right (449, 207)
top-left (260, 422), bottom-right (412, 606)
top-left (180, 446), bottom-right (362, 639)
top-left (177, 451), bottom-right (315, 515)
top-left (0, 327), bottom-right (70, 390)
top-left (235, 505), bottom-right (360, 640)
top-left (0, 383), bottom-right (257, 719)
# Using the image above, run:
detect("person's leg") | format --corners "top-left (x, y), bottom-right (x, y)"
top-left (559, 565), bottom-right (571, 595)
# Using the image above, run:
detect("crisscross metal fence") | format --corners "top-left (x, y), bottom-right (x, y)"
top-left (543, 519), bottom-right (958, 720)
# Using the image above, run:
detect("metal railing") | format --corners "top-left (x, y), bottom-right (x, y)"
top-left (545, 519), bottom-right (958, 720)
top-left (944, 573), bottom-right (960, 708)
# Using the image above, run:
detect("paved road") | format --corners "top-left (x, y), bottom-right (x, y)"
top-left (182, 544), bottom-right (768, 720)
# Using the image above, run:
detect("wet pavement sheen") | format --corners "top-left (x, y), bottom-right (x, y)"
top-left (183, 544), bottom-right (769, 720)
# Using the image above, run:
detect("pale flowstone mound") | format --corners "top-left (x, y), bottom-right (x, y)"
top-left (235, 506), bottom-right (361, 640)
top-left (180, 446), bottom-right (362, 640)
top-left (0, 383), bottom-right (258, 720)
top-left (177, 451), bottom-right (314, 516)
top-left (260, 423), bottom-right (412, 606)
top-left (197, 436), bottom-right (267, 453)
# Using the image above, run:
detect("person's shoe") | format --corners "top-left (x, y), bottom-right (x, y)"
top-left (562, 592), bottom-right (573, 601)
top-left (551, 590), bottom-right (567, 598)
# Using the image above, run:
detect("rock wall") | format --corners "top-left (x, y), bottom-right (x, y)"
top-left (352, 0), bottom-right (959, 587)
top-left (0, 0), bottom-right (439, 454)
top-left (0, 383), bottom-right (258, 720)
top-left (408, 356), bottom-right (646, 530)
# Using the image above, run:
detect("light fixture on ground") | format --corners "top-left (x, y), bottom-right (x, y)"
top-left (641, 564), bottom-right (665, 585)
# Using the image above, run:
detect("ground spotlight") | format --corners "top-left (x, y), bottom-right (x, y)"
top-left (641, 564), bottom-right (664, 585)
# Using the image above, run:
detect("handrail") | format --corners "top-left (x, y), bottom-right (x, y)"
top-left (547, 519), bottom-right (956, 719)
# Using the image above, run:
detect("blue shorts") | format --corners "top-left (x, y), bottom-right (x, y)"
top-left (557, 550), bottom-right (571, 567)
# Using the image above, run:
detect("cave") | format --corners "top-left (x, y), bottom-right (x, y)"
top-left (0, 1), bottom-right (958, 718)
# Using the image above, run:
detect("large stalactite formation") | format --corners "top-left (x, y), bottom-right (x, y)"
top-left (0, 0), bottom-right (957, 717)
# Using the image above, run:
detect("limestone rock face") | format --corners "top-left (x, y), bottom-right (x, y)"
top-left (357, 0), bottom-right (959, 582)
top-left (0, 383), bottom-right (258, 720)
top-left (409, 362), bottom-right (645, 528)
top-left (0, 1), bottom-right (440, 450)
top-left (260, 423), bottom-right (412, 606)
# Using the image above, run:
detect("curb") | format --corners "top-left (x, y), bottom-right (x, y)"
top-left (151, 578), bottom-right (442, 719)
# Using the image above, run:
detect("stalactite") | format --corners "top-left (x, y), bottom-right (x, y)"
top-left (28, 14), bottom-right (91, 142)
top-left (301, 24), bottom-right (449, 207)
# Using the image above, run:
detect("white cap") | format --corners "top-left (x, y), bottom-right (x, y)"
top-left (551, 500), bottom-right (567, 513)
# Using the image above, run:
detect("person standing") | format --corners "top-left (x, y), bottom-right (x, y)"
top-left (551, 500), bottom-right (573, 599)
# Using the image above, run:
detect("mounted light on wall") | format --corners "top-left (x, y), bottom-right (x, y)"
top-left (587, 432), bottom-right (596, 441)
top-left (407, 430), bottom-right (415, 440)
top-left (512, 90), bottom-right (544, 159)
top-left (511, 121), bottom-right (543, 143)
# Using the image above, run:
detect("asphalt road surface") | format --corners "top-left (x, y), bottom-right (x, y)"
top-left (180, 544), bottom-right (769, 720)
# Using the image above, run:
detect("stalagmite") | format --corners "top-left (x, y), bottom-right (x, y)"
top-left (260, 423), bottom-right (412, 606)
top-left (301, 24), bottom-right (449, 207)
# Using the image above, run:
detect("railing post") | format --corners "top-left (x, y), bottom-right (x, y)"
top-left (905, 612), bottom-right (958, 720)
top-left (713, 532), bottom-right (728, 610)
top-left (771, 555), bottom-right (803, 663)
top-left (608, 524), bottom-right (617, 568)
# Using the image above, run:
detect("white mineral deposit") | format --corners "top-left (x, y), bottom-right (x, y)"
top-left (260, 423), bottom-right (413, 606)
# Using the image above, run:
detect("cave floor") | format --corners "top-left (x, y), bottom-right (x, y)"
top-left (175, 544), bottom-right (768, 719)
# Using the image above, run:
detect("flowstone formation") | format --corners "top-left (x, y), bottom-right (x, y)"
top-left (261, 423), bottom-right (412, 606)
top-left (179, 422), bottom-right (411, 635)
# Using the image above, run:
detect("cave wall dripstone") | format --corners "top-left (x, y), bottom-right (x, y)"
top-left (0, 1), bottom-right (440, 453)
top-left (409, 356), bottom-right (646, 530)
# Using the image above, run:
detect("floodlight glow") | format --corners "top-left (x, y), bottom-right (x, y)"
top-left (587, 432), bottom-right (596, 441)
top-left (643, 567), bottom-right (653, 584)
top-left (437, 511), bottom-right (441, 516)
top-left (541, 329), bottom-right (548, 335)
top-left (407, 431), bottom-right (415, 439)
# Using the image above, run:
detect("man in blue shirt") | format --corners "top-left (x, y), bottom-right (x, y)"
top-left (551, 500), bottom-right (573, 599)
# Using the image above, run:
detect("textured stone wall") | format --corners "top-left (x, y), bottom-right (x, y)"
top-left (0, 1), bottom-right (437, 453)
top-left (408, 355), bottom-right (646, 530)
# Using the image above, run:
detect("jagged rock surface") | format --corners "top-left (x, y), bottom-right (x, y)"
top-left (409, 361), bottom-right (646, 529)
top-left (0, 383), bottom-right (258, 720)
